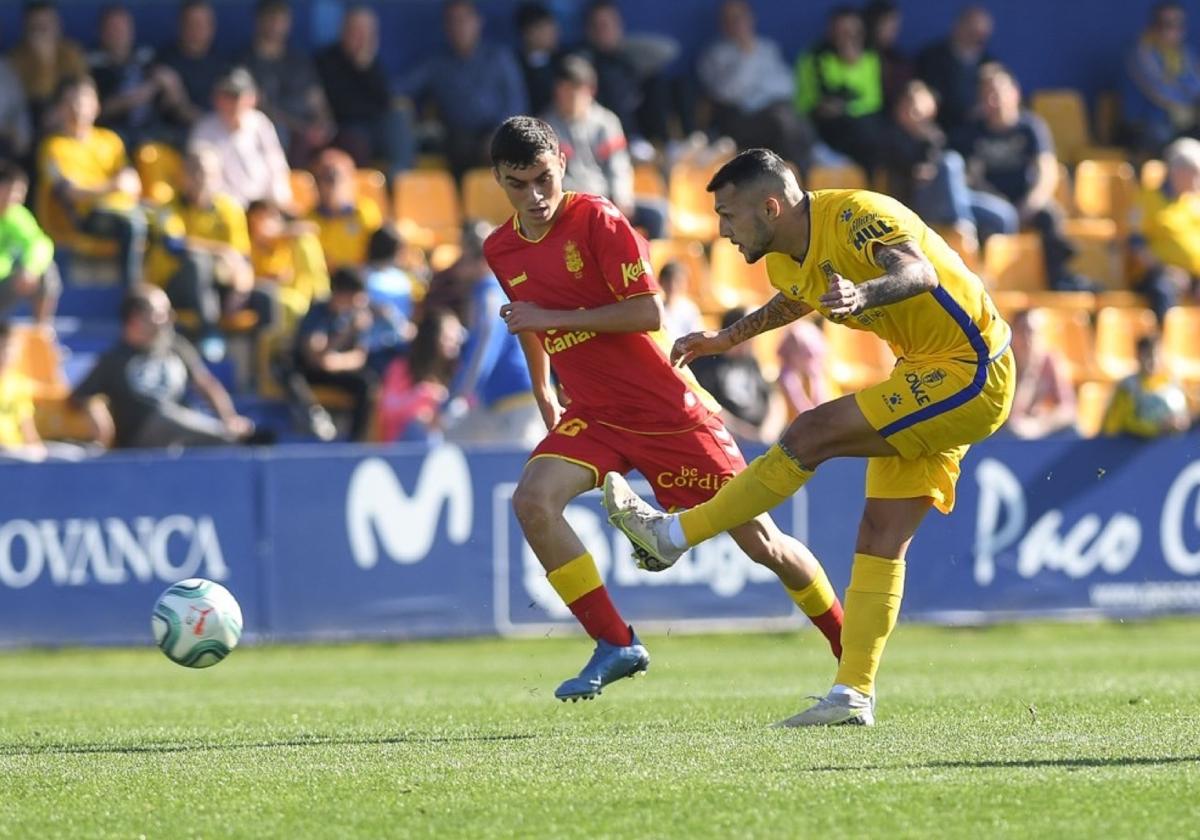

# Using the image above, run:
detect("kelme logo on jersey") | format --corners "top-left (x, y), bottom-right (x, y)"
top-left (882, 392), bottom-right (903, 413)
top-left (543, 327), bottom-right (597, 354)
top-left (620, 259), bottom-right (651, 288)
top-left (564, 240), bottom-right (584, 277)
top-left (656, 466), bottom-right (733, 491)
top-left (905, 371), bottom-right (932, 406)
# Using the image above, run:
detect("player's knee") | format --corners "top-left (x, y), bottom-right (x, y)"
top-left (511, 481), bottom-right (560, 530)
top-left (780, 412), bottom-right (834, 467)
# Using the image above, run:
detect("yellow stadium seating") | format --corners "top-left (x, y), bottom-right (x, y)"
top-left (983, 232), bottom-right (1047, 291)
top-left (394, 169), bottom-right (462, 248)
top-left (1030, 306), bottom-right (1097, 384)
top-left (633, 163), bottom-right (667, 200)
top-left (1075, 380), bottom-right (1115, 438)
top-left (934, 224), bottom-right (981, 274)
top-left (428, 242), bottom-right (462, 273)
top-left (1094, 305), bottom-right (1157, 380)
top-left (709, 237), bottom-right (772, 306)
top-left (805, 164), bottom-right (868, 191)
top-left (648, 238), bottom-right (726, 313)
top-left (1163, 306), bottom-right (1200, 383)
top-left (1063, 217), bottom-right (1125, 289)
top-left (1140, 159), bottom-right (1167, 190)
top-left (289, 169), bottom-right (318, 216)
top-left (668, 160), bottom-right (724, 242)
top-left (1073, 159), bottom-right (1136, 234)
top-left (825, 322), bottom-right (896, 394)
top-left (134, 142), bottom-right (183, 204)
top-left (1030, 89), bottom-right (1126, 165)
top-left (11, 324), bottom-right (67, 397)
top-left (461, 167), bottom-right (513, 227)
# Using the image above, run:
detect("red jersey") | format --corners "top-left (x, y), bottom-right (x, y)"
top-left (484, 193), bottom-right (716, 434)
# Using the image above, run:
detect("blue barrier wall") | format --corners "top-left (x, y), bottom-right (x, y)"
top-left (2, 436), bottom-right (1200, 647)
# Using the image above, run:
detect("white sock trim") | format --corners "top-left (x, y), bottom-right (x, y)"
top-left (667, 515), bottom-right (688, 550)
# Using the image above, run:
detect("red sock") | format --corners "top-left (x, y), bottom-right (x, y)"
top-left (810, 600), bottom-right (844, 659)
top-left (568, 587), bottom-right (633, 647)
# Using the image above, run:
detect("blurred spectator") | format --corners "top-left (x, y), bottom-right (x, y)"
top-left (1102, 333), bottom-right (1190, 438)
top-left (247, 198), bottom-right (328, 331)
top-left (407, 0), bottom-right (528, 177)
top-left (0, 320), bottom-right (46, 461)
top-left (287, 266), bottom-right (404, 441)
top-left (6, 1), bottom-right (88, 134)
top-left (377, 308), bottom-right (465, 443)
top-left (40, 76), bottom-right (147, 287)
top-left (542, 54), bottom-right (666, 239)
top-left (660, 260), bottom-right (701, 339)
top-left (578, 0), bottom-right (680, 147)
top-left (309, 147), bottom-right (382, 270)
top-left (441, 221), bottom-right (540, 448)
top-left (915, 5), bottom-right (995, 135)
top-left (155, 0), bottom-right (228, 127)
top-left (864, 0), bottom-right (914, 109)
top-left (89, 4), bottom-right (190, 149)
top-left (697, 0), bottom-right (814, 174)
top-left (363, 224), bottom-right (417, 329)
top-left (0, 161), bottom-right (59, 325)
top-left (1005, 309), bottom-right (1076, 439)
top-left (689, 306), bottom-right (783, 443)
top-left (189, 67), bottom-right (292, 209)
top-left (954, 64), bottom-right (1081, 290)
top-left (70, 285), bottom-right (259, 448)
top-left (241, 0), bottom-right (335, 167)
top-left (147, 147), bottom-right (272, 362)
top-left (515, 1), bottom-right (561, 117)
top-left (1124, 2), bottom-right (1200, 156)
top-left (777, 317), bottom-right (830, 416)
top-left (795, 6), bottom-right (885, 172)
top-left (315, 5), bottom-right (415, 175)
top-left (883, 79), bottom-right (1008, 246)
top-left (1129, 137), bottom-right (1200, 323)
top-left (0, 29), bottom-right (32, 161)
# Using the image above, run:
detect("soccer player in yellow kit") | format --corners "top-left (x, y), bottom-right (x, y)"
top-left (605, 148), bottom-right (1015, 726)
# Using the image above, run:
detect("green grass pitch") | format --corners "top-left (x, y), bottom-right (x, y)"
top-left (1, 619), bottom-right (1197, 838)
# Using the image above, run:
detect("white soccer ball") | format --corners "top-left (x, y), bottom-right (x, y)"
top-left (152, 578), bottom-right (243, 668)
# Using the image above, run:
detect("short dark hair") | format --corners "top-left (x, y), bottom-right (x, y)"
top-left (721, 307), bottom-right (747, 331)
top-left (490, 116), bottom-right (560, 168)
top-left (0, 160), bottom-right (27, 185)
top-left (367, 225), bottom-right (405, 263)
top-left (23, 1), bottom-right (56, 19)
top-left (585, 0), bottom-right (619, 22)
top-left (706, 148), bottom-right (792, 193)
top-left (554, 53), bottom-right (597, 87)
top-left (330, 266), bottom-right (366, 295)
top-left (515, 1), bottom-right (553, 31)
top-left (98, 3), bottom-right (130, 25)
top-left (119, 286), bottom-right (157, 324)
top-left (1136, 334), bottom-right (1160, 354)
top-left (55, 75), bottom-right (95, 104)
top-left (180, 0), bottom-right (212, 14)
top-left (255, 0), bottom-right (290, 16)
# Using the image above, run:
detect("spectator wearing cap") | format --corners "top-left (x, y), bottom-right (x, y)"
top-left (240, 0), bottom-right (336, 167)
top-left (189, 67), bottom-right (292, 209)
top-left (514, 2), bottom-right (561, 116)
top-left (6, 1), bottom-right (88, 134)
top-left (541, 54), bottom-right (666, 238)
top-left (154, 0), bottom-right (229, 127)
top-left (308, 147), bottom-right (382, 271)
top-left (406, 0), bottom-right (528, 177)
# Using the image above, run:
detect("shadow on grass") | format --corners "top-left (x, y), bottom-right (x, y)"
top-left (802, 756), bottom-right (1200, 772)
top-left (0, 732), bottom-right (537, 757)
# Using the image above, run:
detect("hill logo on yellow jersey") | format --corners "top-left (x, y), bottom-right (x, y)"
top-left (849, 213), bottom-right (896, 252)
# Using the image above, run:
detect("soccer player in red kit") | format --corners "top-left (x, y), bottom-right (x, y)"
top-left (484, 117), bottom-right (843, 701)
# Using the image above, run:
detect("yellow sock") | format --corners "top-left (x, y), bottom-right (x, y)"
top-left (835, 553), bottom-right (906, 696)
top-left (785, 569), bottom-right (837, 617)
top-left (547, 552), bottom-right (603, 604)
top-left (679, 445), bottom-right (813, 545)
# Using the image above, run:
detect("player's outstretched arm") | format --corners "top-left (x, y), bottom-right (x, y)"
top-left (820, 241), bottom-right (939, 318)
top-left (670, 293), bottom-right (811, 367)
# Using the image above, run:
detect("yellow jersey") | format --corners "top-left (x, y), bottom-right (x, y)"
top-left (39, 128), bottom-right (134, 217)
top-left (1132, 186), bottom-right (1200, 276)
top-left (0, 370), bottom-right (34, 448)
top-left (765, 190), bottom-right (1011, 364)
top-left (145, 193), bottom-right (250, 287)
top-left (309, 198), bottom-right (383, 270)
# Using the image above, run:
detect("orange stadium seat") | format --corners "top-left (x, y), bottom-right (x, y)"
top-left (709, 237), bottom-right (772, 306)
top-left (355, 169), bottom-right (389, 219)
top-left (825, 323), bottom-right (896, 394)
top-left (633, 163), bottom-right (667, 200)
top-left (648, 237), bottom-right (728, 314)
top-left (805, 164), bottom-right (868, 191)
top-left (462, 167), bottom-right (513, 226)
top-left (394, 169), bottom-right (462, 248)
top-left (1163, 307), bottom-right (1200, 383)
top-left (983, 233), bottom-right (1047, 292)
top-left (1074, 159), bottom-right (1136, 234)
top-left (11, 324), bottom-right (68, 397)
top-left (428, 242), bottom-right (462, 273)
top-left (1075, 380), bottom-right (1115, 438)
top-left (1094, 305), bottom-right (1157, 380)
top-left (1030, 306), bottom-right (1097, 384)
top-left (668, 160), bottom-right (725, 242)
top-left (934, 225), bottom-right (981, 274)
top-left (134, 142), bottom-right (183, 204)
top-left (289, 169), bottom-right (317, 216)
top-left (1140, 159), bottom-right (1167, 190)
top-left (1030, 89), bottom-right (1126, 166)
top-left (1063, 217), bottom-right (1125, 289)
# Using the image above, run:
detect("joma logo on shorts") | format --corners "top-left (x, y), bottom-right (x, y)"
top-left (656, 466), bottom-right (732, 491)
top-left (905, 371), bottom-right (931, 406)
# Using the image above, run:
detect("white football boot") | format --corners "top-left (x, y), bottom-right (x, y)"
top-left (772, 684), bottom-right (876, 727)
top-left (602, 472), bottom-right (685, 572)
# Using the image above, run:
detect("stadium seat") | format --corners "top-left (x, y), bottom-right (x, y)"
top-left (1140, 159), bottom-right (1166, 190)
top-left (668, 160), bottom-right (724, 242)
top-left (805, 164), bottom-right (868, 191)
top-left (11, 324), bottom-right (68, 397)
top-left (134, 142), bottom-right (183, 204)
top-left (633, 163), bottom-right (667, 200)
top-left (1063, 217), bottom-right (1125, 289)
top-left (1073, 159), bottom-right (1136, 234)
top-left (33, 394), bottom-right (95, 441)
top-left (647, 238), bottom-right (723, 312)
top-left (983, 232), bottom-right (1047, 291)
top-left (1054, 161), bottom-right (1074, 215)
top-left (1030, 89), bottom-right (1126, 165)
top-left (289, 169), bottom-right (318, 216)
top-left (462, 167), bottom-right (513, 227)
top-left (934, 224), bottom-right (981, 274)
top-left (825, 323), bottom-right (895, 394)
top-left (709, 237), bottom-right (772, 306)
top-left (355, 169), bottom-right (389, 219)
top-left (1094, 305), bottom-right (1157, 380)
top-left (1162, 306), bottom-right (1200, 382)
top-left (1075, 380), bottom-right (1115, 437)
top-left (394, 169), bottom-right (462, 248)
top-left (428, 242), bottom-right (462, 273)
top-left (1030, 306), bottom-right (1098, 384)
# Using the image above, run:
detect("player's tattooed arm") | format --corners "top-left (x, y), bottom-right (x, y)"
top-left (820, 240), bottom-right (938, 317)
top-left (724, 293), bottom-right (813, 345)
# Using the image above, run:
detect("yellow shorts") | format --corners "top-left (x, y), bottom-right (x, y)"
top-left (855, 348), bottom-right (1015, 513)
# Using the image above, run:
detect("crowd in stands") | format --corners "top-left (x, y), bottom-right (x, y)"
top-left (0, 0), bottom-right (1199, 459)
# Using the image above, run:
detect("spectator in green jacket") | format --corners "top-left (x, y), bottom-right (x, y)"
top-left (795, 6), bottom-right (885, 172)
top-left (0, 161), bottom-right (59, 325)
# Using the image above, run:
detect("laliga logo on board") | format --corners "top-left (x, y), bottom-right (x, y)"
top-left (973, 457), bottom-right (1200, 585)
top-left (345, 448), bottom-right (473, 569)
top-left (0, 515), bottom-right (228, 589)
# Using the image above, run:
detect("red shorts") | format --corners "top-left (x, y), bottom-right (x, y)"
top-left (529, 412), bottom-right (748, 510)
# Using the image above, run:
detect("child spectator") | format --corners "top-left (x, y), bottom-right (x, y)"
top-left (247, 199), bottom-right (329, 332)
top-left (377, 308), bottom-right (466, 443)
top-left (660, 260), bottom-right (702, 339)
top-left (776, 317), bottom-right (830, 416)
top-left (1005, 309), bottom-right (1077, 439)
top-left (1102, 333), bottom-right (1191, 438)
